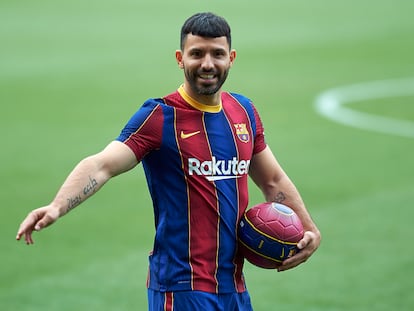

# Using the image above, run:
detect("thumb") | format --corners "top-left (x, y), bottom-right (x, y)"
top-left (34, 222), bottom-right (43, 231)
top-left (297, 231), bottom-right (313, 249)
top-left (34, 213), bottom-right (58, 231)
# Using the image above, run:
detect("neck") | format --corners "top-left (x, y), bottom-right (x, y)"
top-left (182, 83), bottom-right (222, 107)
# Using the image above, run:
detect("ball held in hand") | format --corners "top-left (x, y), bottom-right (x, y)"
top-left (238, 202), bottom-right (304, 269)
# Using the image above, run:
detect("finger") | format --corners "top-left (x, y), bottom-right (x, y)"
top-left (35, 213), bottom-right (56, 231)
top-left (16, 226), bottom-right (30, 242)
top-left (278, 243), bottom-right (312, 271)
top-left (16, 211), bottom-right (42, 243)
top-left (16, 223), bottom-right (33, 240)
top-left (277, 252), bottom-right (306, 272)
top-left (25, 232), bottom-right (34, 245)
top-left (297, 231), bottom-right (314, 249)
top-left (17, 212), bottom-right (39, 233)
top-left (277, 232), bottom-right (319, 272)
top-left (297, 238), bottom-right (309, 250)
top-left (16, 230), bottom-right (29, 242)
top-left (16, 230), bottom-right (33, 244)
top-left (16, 227), bottom-right (33, 243)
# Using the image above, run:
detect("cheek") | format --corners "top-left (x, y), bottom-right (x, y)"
top-left (183, 66), bottom-right (195, 80)
top-left (182, 62), bottom-right (199, 75)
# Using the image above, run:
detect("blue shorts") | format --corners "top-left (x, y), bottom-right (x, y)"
top-left (148, 289), bottom-right (253, 311)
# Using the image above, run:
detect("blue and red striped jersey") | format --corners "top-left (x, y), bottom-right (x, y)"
top-left (116, 86), bottom-right (266, 294)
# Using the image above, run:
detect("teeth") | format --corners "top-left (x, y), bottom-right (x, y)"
top-left (200, 74), bottom-right (214, 79)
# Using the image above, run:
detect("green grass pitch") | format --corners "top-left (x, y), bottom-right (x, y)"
top-left (1, 0), bottom-right (414, 310)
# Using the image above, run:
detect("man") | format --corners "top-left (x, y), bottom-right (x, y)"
top-left (17, 12), bottom-right (321, 311)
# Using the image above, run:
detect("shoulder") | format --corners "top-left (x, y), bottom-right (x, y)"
top-left (222, 92), bottom-right (258, 111)
top-left (223, 92), bottom-right (252, 104)
top-left (222, 92), bottom-right (261, 117)
top-left (134, 97), bottom-right (175, 117)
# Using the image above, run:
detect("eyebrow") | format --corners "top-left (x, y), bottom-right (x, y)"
top-left (187, 46), bottom-right (228, 53)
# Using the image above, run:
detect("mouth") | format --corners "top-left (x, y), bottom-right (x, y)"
top-left (199, 74), bottom-right (215, 79)
top-left (198, 73), bottom-right (217, 84)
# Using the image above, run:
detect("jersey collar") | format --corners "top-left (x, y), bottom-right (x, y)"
top-left (178, 85), bottom-right (222, 113)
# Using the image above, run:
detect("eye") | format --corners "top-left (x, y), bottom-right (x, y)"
top-left (189, 49), bottom-right (202, 58)
top-left (214, 50), bottom-right (227, 58)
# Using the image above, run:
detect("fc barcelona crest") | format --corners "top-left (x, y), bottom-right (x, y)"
top-left (234, 123), bottom-right (249, 143)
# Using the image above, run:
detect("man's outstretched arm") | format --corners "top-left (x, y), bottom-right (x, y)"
top-left (16, 141), bottom-right (137, 244)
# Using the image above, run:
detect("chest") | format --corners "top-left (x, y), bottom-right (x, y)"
top-left (169, 109), bottom-right (254, 162)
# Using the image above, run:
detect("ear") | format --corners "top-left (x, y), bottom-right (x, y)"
top-left (229, 49), bottom-right (237, 67)
top-left (176, 50), bottom-right (184, 68)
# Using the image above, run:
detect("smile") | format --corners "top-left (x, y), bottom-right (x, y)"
top-left (199, 74), bottom-right (215, 80)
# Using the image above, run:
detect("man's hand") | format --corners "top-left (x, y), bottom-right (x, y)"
top-left (277, 230), bottom-right (321, 272)
top-left (16, 206), bottom-right (60, 245)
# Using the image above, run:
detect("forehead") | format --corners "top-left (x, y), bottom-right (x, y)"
top-left (183, 34), bottom-right (230, 51)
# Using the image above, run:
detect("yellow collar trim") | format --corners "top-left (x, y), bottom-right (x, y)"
top-left (178, 85), bottom-right (222, 113)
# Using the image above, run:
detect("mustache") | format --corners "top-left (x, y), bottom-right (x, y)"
top-left (197, 69), bottom-right (218, 75)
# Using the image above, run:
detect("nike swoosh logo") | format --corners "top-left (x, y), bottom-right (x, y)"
top-left (280, 247), bottom-right (285, 259)
top-left (180, 130), bottom-right (200, 139)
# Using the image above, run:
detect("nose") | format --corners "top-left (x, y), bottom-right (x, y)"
top-left (201, 54), bottom-right (214, 71)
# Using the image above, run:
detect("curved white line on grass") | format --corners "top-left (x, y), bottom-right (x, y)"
top-left (315, 78), bottom-right (414, 138)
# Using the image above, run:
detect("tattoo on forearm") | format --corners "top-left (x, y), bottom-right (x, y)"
top-left (66, 176), bottom-right (98, 212)
top-left (67, 195), bottom-right (82, 211)
top-left (274, 192), bottom-right (286, 203)
top-left (83, 176), bottom-right (98, 196)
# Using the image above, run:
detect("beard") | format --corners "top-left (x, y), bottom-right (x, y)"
top-left (184, 67), bottom-right (230, 96)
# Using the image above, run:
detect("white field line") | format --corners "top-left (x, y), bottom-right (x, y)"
top-left (315, 78), bottom-right (414, 138)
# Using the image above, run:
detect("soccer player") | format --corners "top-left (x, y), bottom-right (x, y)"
top-left (16, 12), bottom-right (321, 311)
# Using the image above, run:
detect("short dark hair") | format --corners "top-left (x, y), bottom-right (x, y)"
top-left (180, 12), bottom-right (232, 50)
